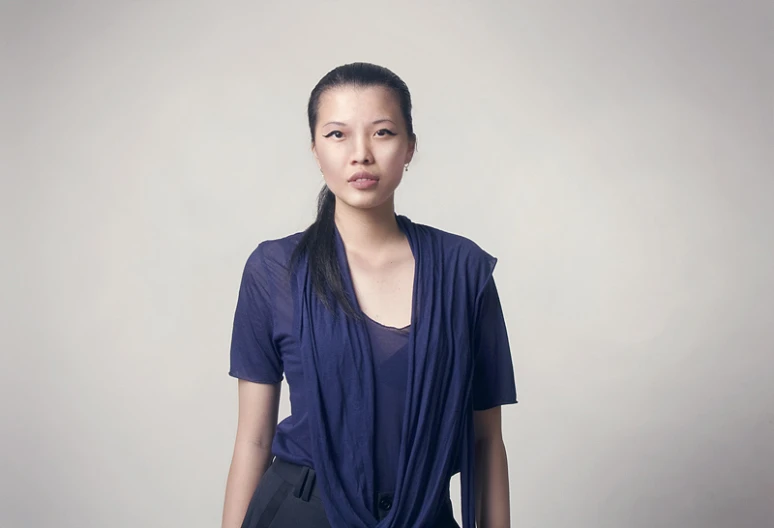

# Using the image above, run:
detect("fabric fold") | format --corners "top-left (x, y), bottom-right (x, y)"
top-left (292, 214), bottom-right (497, 528)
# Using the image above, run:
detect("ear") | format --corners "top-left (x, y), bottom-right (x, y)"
top-left (311, 142), bottom-right (321, 169)
top-left (405, 137), bottom-right (416, 165)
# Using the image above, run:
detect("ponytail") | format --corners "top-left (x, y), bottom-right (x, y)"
top-left (289, 185), bottom-right (361, 319)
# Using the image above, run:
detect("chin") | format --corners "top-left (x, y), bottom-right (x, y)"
top-left (338, 192), bottom-right (393, 211)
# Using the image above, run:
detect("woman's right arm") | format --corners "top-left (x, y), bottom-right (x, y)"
top-left (221, 379), bottom-right (281, 528)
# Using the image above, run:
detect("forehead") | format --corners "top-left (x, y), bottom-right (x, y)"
top-left (317, 85), bottom-right (402, 123)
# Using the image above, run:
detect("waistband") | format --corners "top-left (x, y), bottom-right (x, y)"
top-left (269, 458), bottom-right (397, 521)
top-left (269, 457), bottom-right (324, 502)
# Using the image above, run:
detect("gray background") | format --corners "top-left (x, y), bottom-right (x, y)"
top-left (1, 1), bottom-right (772, 527)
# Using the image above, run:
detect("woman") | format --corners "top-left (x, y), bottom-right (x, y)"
top-left (222, 62), bottom-right (517, 528)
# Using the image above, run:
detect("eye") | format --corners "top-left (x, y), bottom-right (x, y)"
top-left (375, 129), bottom-right (396, 137)
top-left (323, 130), bottom-right (343, 139)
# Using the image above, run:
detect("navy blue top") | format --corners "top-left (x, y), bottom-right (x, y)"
top-left (229, 220), bottom-right (517, 525)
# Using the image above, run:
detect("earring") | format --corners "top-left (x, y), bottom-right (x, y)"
top-left (404, 164), bottom-right (409, 172)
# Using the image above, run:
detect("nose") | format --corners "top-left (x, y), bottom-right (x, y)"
top-left (350, 135), bottom-right (373, 165)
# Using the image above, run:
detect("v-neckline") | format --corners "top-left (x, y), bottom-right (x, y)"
top-left (333, 214), bottom-right (417, 335)
top-left (364, 312), bottom-right (411, 332)
top-left (333, 214), bottom-right (419, 503)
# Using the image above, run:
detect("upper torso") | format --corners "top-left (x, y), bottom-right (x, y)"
top-left (229, 224), bottom-right (517, 511)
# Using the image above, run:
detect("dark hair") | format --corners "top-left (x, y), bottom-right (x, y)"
top-left (289, 62), bottom-right (416, 318)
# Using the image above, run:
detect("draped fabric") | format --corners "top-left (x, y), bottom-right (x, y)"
top-left (291, 214), bottom-right (497, 528)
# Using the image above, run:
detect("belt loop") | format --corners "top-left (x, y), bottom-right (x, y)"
top-left (293, 466), bottom-right (310, 499)
top-left (300, 469), bottom-right (316, 502)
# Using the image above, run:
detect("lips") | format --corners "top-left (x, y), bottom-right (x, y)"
top-left (348, 171), bottom-right (379, 182)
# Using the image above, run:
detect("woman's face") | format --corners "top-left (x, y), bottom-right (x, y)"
top-left (312, 85), bottom-right (415, 212)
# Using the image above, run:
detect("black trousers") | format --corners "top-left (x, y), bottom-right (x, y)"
top-left (241, 457), bottom-right (459, 528)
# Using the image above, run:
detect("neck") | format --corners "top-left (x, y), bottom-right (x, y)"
top-left (333, 196), bottom-right (403, 254)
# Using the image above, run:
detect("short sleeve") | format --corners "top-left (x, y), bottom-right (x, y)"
top-left (228, 244), bottom-right (284, 384)
top-left (472, 277), bottom-right (518, 410)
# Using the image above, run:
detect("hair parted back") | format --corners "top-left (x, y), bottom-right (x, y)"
top-left (289, 62), bottom-right (416, 318)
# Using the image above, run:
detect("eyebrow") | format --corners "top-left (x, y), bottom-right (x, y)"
top-left (322, 119), bottom-right (397, 127)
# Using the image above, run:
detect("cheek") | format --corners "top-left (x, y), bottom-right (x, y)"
top-left (316, 141), bottom-right (407, 173)
top-left (377, 143), bottom-right (408, 166)
top-left (316, 149), bottom-right (342, 171)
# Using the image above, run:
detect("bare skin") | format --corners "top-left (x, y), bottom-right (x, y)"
top-left (475, 406), bottom-right (512, 527)
top-left (222, 85), bottom-right (510, 528)
top-left (221, 381), bottom-right (280, 528)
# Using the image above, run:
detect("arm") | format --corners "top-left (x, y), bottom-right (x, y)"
top-left (221, 379), bottom-right (281, 528)
top-left (474, 406), bottom-right (510, 528)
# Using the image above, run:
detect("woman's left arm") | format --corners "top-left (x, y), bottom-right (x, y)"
top-left (474, 406), bottom-right (510, 528)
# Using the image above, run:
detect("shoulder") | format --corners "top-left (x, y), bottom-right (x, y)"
top-left (407, 217), bottom-right (496, 264)
top-left (403, 217), bottom-right (499, 300)
top-left (243, 231), bottom-right (305, 277)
